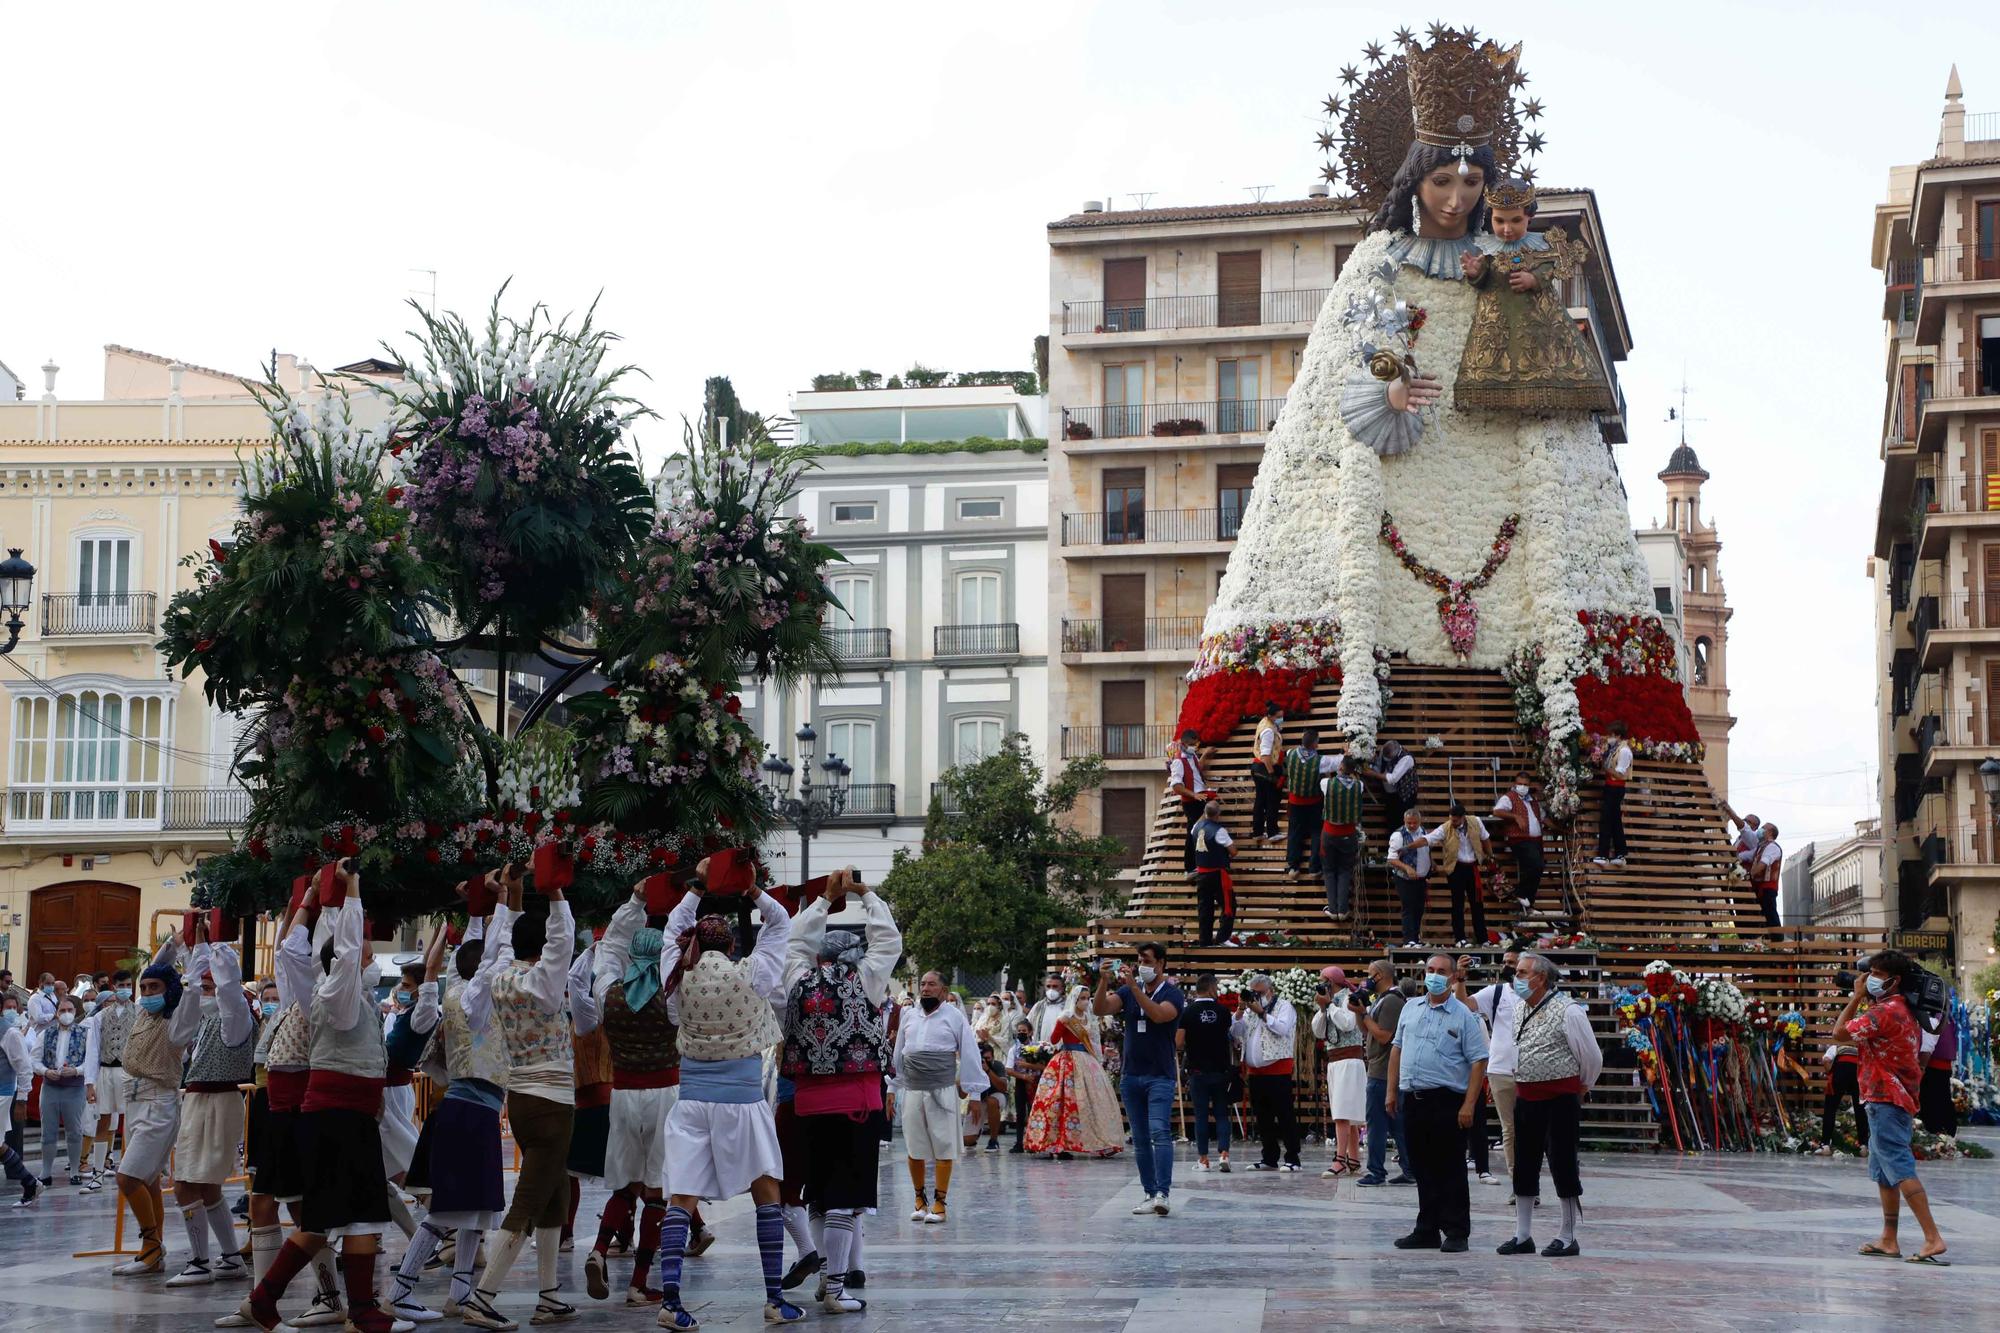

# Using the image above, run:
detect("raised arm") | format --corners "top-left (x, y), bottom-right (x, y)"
top-left (595, 887), bottom-right (649, 999)
top-left (168, 942), bottom-right (212, 1047)
top-left (859, 890), bottom-right (903, 1007)
top-left (462, 902), bottom-right (514, 1033)
top-left (785, 892), bottom-right (830, 994)
top-left (275, 919), bottom-right (315, 1011)
top-left (746, 892), bottom-right (793, 1002)
top-left (315, 897), bottom-right (367, 1032)
top-left (211, 942), bottom-right (253, 1048)
top-left (569, 940), bottom-right (600, 1035)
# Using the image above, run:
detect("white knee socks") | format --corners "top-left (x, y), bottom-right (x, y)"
top-left (781, 1203), bottom-right (814, 1258)
top-left (1559, 1197), bottom-right (1580, 1243)
top-left (250, 1224), bottom-right (282, 1282)
top-left (310, 1245), bottom-right (341, 1302)
top-left (205, 1198), bottom-right (239, 1260)
top-left (451, 1229), bottom-right (482, 1304)
top-left (821, 1211), bottom-right (859, 1297)
top-left (534, 1226), bottom-right (560, 1296)
top-left (1514, 1195), bottom-right (1535, 1242)
top-left (180, 1201), bottom-right (211, 1262)
top-left (477, 1227), bottom-right (528, 1297)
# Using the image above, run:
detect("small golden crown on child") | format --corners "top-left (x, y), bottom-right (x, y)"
top-left (1483, 178), bottom-right (1536, 210)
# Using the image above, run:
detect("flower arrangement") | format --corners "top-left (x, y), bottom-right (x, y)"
top-left (1343, 262), bottom-right (1429, 387)
top-left (1217, 967), bottom-right (1319, 1007)
top-left (1190, 618), bottom-right (1344, 677)
top-left (1379, 511), bottom-right (1519, 658)
top-left (1225, 928), bottom-right (1305, 948)
top-left (1173, 665), bottom-right (1337, 747)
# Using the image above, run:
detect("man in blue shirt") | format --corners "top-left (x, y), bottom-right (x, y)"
top-left (1386, 953), bottom-right (1489, 1252)
top-left (1094, 942), bottom-right (1183, 1217)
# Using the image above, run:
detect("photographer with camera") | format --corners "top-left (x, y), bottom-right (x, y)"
top-left (1838, 950), bottom-right (1948, 1265)
top-left (1356, 960), bottom-right (1414, 1187)
top-left (1309, 967), bottom-right (1366, 1177)
top-left (1232, 975), bottom-right (1301, 1171)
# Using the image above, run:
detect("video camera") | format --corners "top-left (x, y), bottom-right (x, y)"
top-left (1839, 960), bottom-right (1949, 1035)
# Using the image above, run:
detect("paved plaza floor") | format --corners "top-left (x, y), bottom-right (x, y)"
top-left (3, 1132), bottom-right (1996, 1331)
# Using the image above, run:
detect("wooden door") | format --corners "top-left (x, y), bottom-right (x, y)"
top-left (1218, 251), bottom-right (1262, 326)
top-left (27, 881), bottom-right (141, 984)
top-left (1987, 546), bottom-right (2000, 629)
top-left (1976, 201), bottom-right (2000, 280)
top-left (1103, 258), bottom-right (1146, 331)
top-left (1100, 680), bottom-right (1147, 760)
top-left (1987, 660), bottom-right (2000, 745)
top-left (1102, 466), bottom-right (1145, 542)
top-left (1101, 574), bottom-right (1147, 651)
top-left (1217, 462), bottom-right (1258, 539)
top-left (1101, 788), bottom-right (1147, 866)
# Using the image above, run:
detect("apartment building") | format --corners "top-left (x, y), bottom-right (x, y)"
top-left (1045, 187), bottom-right (1634, 866)
top-left (1870, 67), bottom-right (2000, 984)
top-left (1806, 818), bottom-right (1888, 931)
top-left (752, 382), bottom-right (1051, 884)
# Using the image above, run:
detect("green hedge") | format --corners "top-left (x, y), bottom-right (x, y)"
top-left (758, 436), bottom-right (1047, 460)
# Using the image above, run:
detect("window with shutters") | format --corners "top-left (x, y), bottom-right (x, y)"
top-left (9, 687), bottom-right (171, 828)
top-left (1217, 251), bottom-right (1262, 326)
top-left (1981, 314), bottom-right (2000, 396)
top-left (1102, 466), bottom-right (1145, 544)
top-left (953, 716), bottom-right (1005, 765)
top-left (1100, 574), bottom-right (1146, 653)
top-left (1103, 258), bottom-right (1147, 332)
top-left (1217, 463), bottom-right (1257, 540)
top-left (1100, 680), bottom-right (1146, 760)
top-left (825, 719), bottom-right (877, 786)
top-left (1103, 363), bottom-right (1143, 437)
top-left (1983, 430), bottom-right (2000, 512)
top-left (1102, 787), bottom-right (1147, 868)
top-left (1986, 546), bottom-right (2000, 628)
top-left (1218, 358), bottom-right (1261, 432)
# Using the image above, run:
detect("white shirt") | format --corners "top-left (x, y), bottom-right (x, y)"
top-left (892, 998), bottom-right (984, 1091)
top-left (311, 898), bottom-right (372, 1033)
top-left (1255, 722), bottom-right (1280, 758)
top-left (1167, 752), bottom-right (1206, 795)
top-left (782, 890), bottom-right (904, 1008)
top-left (1388, 827), bottom-right (1431, 877)
top-left (1, 1026), bottom-right (32, 1099)
top-left (1472, 981), bottom-right (1523, 1077)
top-left (1232, 994), bottom-right (1297, 1071)
top-left (1380, 753), bottom-right (1414, 788)
top-left (1732, 825), bottom-right (1761, 867)
top-left (1426, 818), bottom-right (1489, 863)
top-left (568, 942), bottom-right (600, 1036)
top-left (1310, 1001), bottom-right (1359, 1043)
top-left (1607, 743), bottom-right (1633, 779)
top-left (1492, 789), bottom-right (1543, 839)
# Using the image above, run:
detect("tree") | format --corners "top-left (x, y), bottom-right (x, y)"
top-left (879, 735), bottom-right (1122, 982)
top-left (702, 375), bottom-right (763, 448)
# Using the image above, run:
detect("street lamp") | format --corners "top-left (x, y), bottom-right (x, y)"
top-left (0, 549), bottom-right (36, 654)
top-left (761, 720), bottom-right (851, 885)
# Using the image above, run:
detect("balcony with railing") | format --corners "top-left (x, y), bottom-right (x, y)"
top-left (1060, 287), bottom-right (1331, 338)
top-left (827, 627), bottom-right (892, 662)
top-left (1917, 359), bottom-right (1998, 447)
top-left (933, 623), bottom-right (1019, 658)
top-left (1061, 723), bottom-right (1172, 762)
top-left (1898, 857), bottom-right (1941, 930)
top-left (927, 781), bottom-right (963, 816)
top-left (1059, 616), bottom-right (1203, 657)
top-left (41, 591), bottom-right (157, 637)
top-left (829, 782), bottom-right (896, 823)
top-left (1922, 826), bottom-right (2000, 884)
top-left (1061, 397), bottom-right (1287, 442)
top-left (1916, 245), bottom-right (2000, 341)
top-left (4, 784), bottom-right (249, 836)
top-left (1883, 256), bottom-right (1921, 321)
top-left (1059, 507), bottom-right (1243, 548)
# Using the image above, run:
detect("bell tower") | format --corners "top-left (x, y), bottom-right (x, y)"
top-left (1659, 443), bottom-right (1735, 798)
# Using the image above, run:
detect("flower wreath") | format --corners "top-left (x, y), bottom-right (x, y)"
top-left (1379, 511), bottom-right (1520, 658)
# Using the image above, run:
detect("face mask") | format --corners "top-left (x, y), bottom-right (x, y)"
top-left (261, 1001), bottom-right (279, 1018)
top-left (1500, 965), bottom-right (1517, 983)
top-left (394, 990), bottom-right (413, 1007)
top-left (1017, 1031), bottom-right (1031, 1043)
top-left (0, 1012), bottom-right (14, 1029)
top-left (1866, 976), bottom-right (1889, 999)
top-left (1511, 978), bottom-right (1530, 999)
top-left (1045, 988), bottom-right (1061, 1002)
top-left (59, 1010), bottom-right (78, 1027)
top-left (39, 985), bottom-right (53, 997)
top-left (1424, 973), bottom-right (1449, 996)
top-left (920, 995), bottom-right (942, 1013)
top-left (115, 987), bottom-right (132, 1001)
top-left (139, 995), bottom-right (167, 1015)
top-left (200, 995), bottom-right (220, 1017)
top-left (1136, 965), bottom-right (1157, 985)
top-left (1513, 784), bottom-right (1529, 795)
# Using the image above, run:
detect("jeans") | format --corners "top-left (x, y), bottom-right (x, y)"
top-left (1509, 839), bottom-right (1544, 905)
top-left (1364, 1075), bottom-right (1409, 1180)
top-left (1595, 784), bottom-right (1626, 859)
top-left (1013, 1078), bottom-right (1035, 1149)
top-left (1322, 831), bottom-right (1357, 915)
top-left (1286, 804), bottom-right (1322, 873)
top-left (1405, 1087), bottom-right (1472, 1242)
top-left (1186, 1070), bottom-right (1232, 1157)
top-left (1120, 1073), bottom-right (1176, 1198)
top-left (39, 1080), bottom-right (86, 1177)
top-left (1247, 1073), bottom-right (1300, 1167)
top-left (1251, 772), bottom-right (1281, 839)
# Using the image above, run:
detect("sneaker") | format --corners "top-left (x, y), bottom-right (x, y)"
top-left (763, 1302), bottom-right (805, 1325)
top-left (1609, 857), bottom-right (1626, 867)
top-left (1496, 1236), bottom-right (1537, 1255)
top-left (820, 1291), bottom-right (866, 1315)
top-left (1152, 1196), bottom-right (1170, 1216)
top-left (1217, 1155), bottom-right (1231, 1173)
top-left (625, 1288), bottom-right (665, 1307)
top-left (390, 1296), bottom-right (441, 1323)
top-left (924, 1199), bottom-right (947, 1225)
top-left (530, 1288), bottom-right (578, 1324)
top-left (1194, 1158), bottom-right (1210, 1172)
top-left (1355, 1175), bottom-right (1387, 1187)
top-left (167, 1260), bottom-right (216, 1287)
top-left (1590, 857), bottom-right (1610, 866)
top-left (683, 1227), bottom-right (717, 1259)
top-left (656, 1304), bottom-right (700, 1331)
top-left (1131, 1194), bottom-right (1160, 1215)
top-left (1007, 1144), bottom-right (1024, 1154)
top-left (458, 1292), bottom-right (517, 1331)
top-left (1248, 1162), bottom-right (1279, 1172)
top-left (781, 1251), bottom-right (821, 1290)
top-left (984, 1139), bottom-right (1000, 1152)
top-left (909, 1193), bottom-right (929, 1222)
top-left (292, 1291), bottom-right (345, 1326)
top-left (1477, 1171), bottom-right (1498, 1184)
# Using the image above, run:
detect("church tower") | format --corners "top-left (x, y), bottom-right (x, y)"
top-left (1659, 443), bottom-right (1735, 799)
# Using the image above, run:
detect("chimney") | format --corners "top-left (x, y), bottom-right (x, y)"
top-left (167, 362), bottom-right (185, 402)
top-left (40, 359), bottom-right (58, 402)
top-left (1082, 199), bottom-right (1104, 214)
top-left (298, 359), bottom-right (314, 392)
top-left (1940, 65), bottom-right (1966, 161)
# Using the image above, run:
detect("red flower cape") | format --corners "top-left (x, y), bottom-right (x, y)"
top-left (1175, 667), bottom-right (1339, 746)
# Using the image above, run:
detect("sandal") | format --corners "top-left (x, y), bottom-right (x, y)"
top-left (1857, 1243), bottom-right (1900, 1258)
top-left (1907, 1252), bottom-right (1951, 1266)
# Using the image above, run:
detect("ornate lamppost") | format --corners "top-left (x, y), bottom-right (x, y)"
top-left (761, 721), bottom-right (851, 885)
top-left (0, 549), bottom-right (36, 654)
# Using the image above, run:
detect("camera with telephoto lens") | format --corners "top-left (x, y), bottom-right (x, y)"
top-left (1834, 968), bottom-right (1859, 993)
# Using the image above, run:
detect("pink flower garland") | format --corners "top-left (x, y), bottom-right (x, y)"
top-left (1378, 511), bottom-right (1521, 657)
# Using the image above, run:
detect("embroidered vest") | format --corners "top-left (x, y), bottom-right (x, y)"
top-left (1324, 1010), bottom-right (1364, 1054)
top-left (1191, 818), bottom-right (1232, 871)
top-left (677, 952), bottom-right (783, 1062)
top-left (122, 1009), bottom-right (183, 1087)
top-left (185, 1009), bottom-right (255, 1087)
top-left (573, 1022), bottom-right (613, 1088)
top-left (1284, 747), bottom-right (1320, 799)
top-left (309, 991), bottom-right (387, 1081)
top-left (781, 963), bottom-right (886, 1080)
top-left (41, 1023), bottom-right (88, 1074)
top-left (492, 965), bottom-right (573, 1073)
top-left (1323, 775), bottom-right (1364, 827)
top-left (441, 981), bottom-right (510, 1088)
top-left (602, 981), bottom-right (680, 1076)
top-left (1513, 992), bottom-right (1582, 1084)
top-left (1497, 790), bottom-right (1543, 839)
top-left (264, 1002), bottom-right (314, 1071)
top-left (96, 1003), bottom-right (135, 1064)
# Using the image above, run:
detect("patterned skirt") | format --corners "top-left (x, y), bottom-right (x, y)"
top-left (1024, 1049), bottom-right (1124, 1157)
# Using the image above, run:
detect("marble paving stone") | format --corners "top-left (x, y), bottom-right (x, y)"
top-left (0, 1131), bottom-right (1994, 1330)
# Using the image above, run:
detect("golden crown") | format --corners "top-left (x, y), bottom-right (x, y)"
top-left (1314, 24), bottom-right (1547, 221)
top-left (1483, 178), bottom-right (1536, 211)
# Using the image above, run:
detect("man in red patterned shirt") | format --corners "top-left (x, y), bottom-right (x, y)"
top-left (1836, 949), bottom-right (1948, 1264)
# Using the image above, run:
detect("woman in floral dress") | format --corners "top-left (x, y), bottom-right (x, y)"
top-left (1023, 981), bottom-right (1123, 1158)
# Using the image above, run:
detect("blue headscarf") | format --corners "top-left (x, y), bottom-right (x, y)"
top-left (142, 956), bottom-right (183, 1016)
top-left (622, 926), bottom-right (664, 1013)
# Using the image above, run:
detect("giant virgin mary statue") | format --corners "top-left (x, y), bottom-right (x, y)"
top-left (1190, 27), bottom-right (1700, 816)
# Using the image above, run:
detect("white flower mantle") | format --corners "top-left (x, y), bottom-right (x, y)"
top-left (1205, 228), bottom-right (1654, 755)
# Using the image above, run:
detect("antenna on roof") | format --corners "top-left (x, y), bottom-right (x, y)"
top-left (409, 269), bottom-right (438, 315)
top-left (1664, 365), bottom-right (1705, 446)
top-left (1128, 192), bottom-right (1156, 210)
top-left (1245, 185), bottom-right (1274, 202)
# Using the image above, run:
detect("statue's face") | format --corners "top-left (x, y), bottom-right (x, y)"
top-left (1489, 206), bottom-right (1529, 243)
top-left (1417, 162), bottom-right (1485, 238)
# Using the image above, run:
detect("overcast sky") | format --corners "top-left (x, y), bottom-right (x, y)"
top-left (1, 1), bottom-right (1978, 848)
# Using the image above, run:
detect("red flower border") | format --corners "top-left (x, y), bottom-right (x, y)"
top-left (1175, 666), bottom-right (1340, 746)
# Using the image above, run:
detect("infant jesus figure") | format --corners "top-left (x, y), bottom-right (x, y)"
top-left (1454, 178), bottom-right (1617, 414)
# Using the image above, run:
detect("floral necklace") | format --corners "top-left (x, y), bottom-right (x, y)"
top-left (1378, 511), bottom-right (1521, 658)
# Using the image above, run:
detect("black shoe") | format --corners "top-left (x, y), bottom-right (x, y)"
top-left (1496, 1237), bottom-right (1537, 1255)
top-left (1355, 1175), bottom-right (1387, 1187)
top-left (1248, 1161), bottom-right (1280, 1171)
top-left (846, 1270), bottom-right (866, 1289)
top-left (231, 1195), bottom-right (249, 1218)
top-left (781, 1251), bottom-right (821, 1290)
top-left (1007, 1144), bottom-right (1025, 1154)
top-left (1056, 1152), bottom-right (1074, 1161)
top-left (1388, 1175), bottom-right (1417, 1186)
top-left (1542, 1239), bottom-right (1579, 1258)
top-left (1392, 1232), bottom-right (1441, 1250)
top-left (1440, 1237), bottom-right (1468, 1253)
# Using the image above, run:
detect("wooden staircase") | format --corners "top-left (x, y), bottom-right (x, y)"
top-left (1062, 663), bottom-right (1883, 1147)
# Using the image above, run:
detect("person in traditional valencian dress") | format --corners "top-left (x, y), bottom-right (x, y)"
top-left (109, 930), bottom-right (208, 1279)
top-left (1023, 977), bottom-right (1124, 1159)
top-left (1192, 27), bottom-right (1695, 814)
top-left (1455, 179), bottom-right (1614, 413)
top-left (161, 922), bottom-right (258, 1289)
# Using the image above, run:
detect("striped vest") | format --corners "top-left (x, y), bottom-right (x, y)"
top-left (1284, 747), bottom-right (1321, 800)
top-left (1323, 774), bottom-right (1364, 827)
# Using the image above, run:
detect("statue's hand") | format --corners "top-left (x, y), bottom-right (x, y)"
top-left (1388, 375), bottom-right (1442, 415)
top-left (1508, 270), bottom-right (1537, 293)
